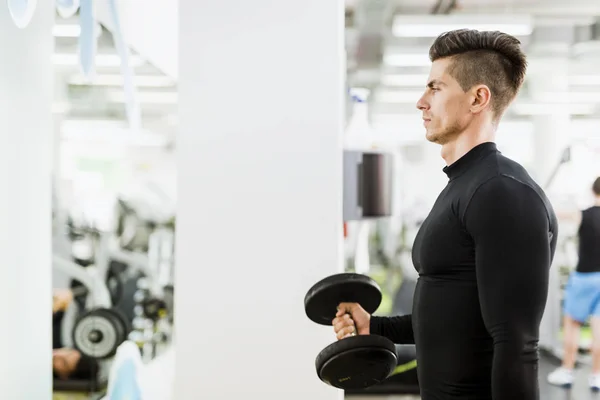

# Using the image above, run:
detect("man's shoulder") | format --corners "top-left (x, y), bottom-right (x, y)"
top-left (494, 152), bottom-right (532, 179)
top-left (473, 173), bottom-right (539, 200)
top-left (493, 153), bottom-right (548, 200)
top-left (467, 166), bottom-right (555, 223)
top-left (467, 151), bottom-right (538, 193)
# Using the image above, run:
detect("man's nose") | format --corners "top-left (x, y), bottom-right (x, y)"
top-left (416, 94), bottom-right (428, 111)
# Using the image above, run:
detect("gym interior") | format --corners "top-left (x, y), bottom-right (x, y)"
top-left (4, 0), bottom-right (600, 399)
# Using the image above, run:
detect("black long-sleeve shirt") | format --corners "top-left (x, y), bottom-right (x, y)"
top-left (371, 142), bottom-right (557, 400)
top-left (576, 206), bottom-right (600, 273)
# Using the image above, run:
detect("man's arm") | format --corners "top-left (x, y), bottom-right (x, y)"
top-left (464, 176), bottom-right (553, 400)
top-left (370, 315), bottom-right (414, 344)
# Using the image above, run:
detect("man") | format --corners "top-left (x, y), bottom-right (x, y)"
top-left (334, 29), bottom-right (558, 400)
top-left (548, 177), bottom-right (600, 390)
top-left (53, 288), bottom-right (99, 381)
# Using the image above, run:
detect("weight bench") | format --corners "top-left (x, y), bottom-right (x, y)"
top-left (53, 377), bottom-right (108, 400)
top-left (54, 377), bottom-right (108, 392)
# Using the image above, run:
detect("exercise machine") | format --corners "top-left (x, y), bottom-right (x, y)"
top-left (53, 254), bottom-right (131, 398)
top-left (99, 222), bottom-right (175, 360)
top-left (53, 254), bottom-right (131, 356)
top-left (65, 215), bottom-right (174, 362)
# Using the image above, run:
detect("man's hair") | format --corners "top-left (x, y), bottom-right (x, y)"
top-left (593, 177), bottom-right (600, 196)
top-left (71, 354), bottom-right (99, 380)
top-left (429, 29), bottom-right (527, 118)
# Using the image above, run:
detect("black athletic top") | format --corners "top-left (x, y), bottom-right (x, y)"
top-left (370, 142), bottom-right (557, 400)
top-left (576, 206), bottom-right (600, 273)
top-left (53, 311), bottom-right (64, 349)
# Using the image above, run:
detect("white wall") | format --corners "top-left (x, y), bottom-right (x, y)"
top-left (175, 0), bottom-right (345, 399)
top-left (0, 2), bottom-right (54, 398)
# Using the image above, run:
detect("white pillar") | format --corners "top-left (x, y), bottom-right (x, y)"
top-left (0, 3), bottom-right (54, 399)
top-left (176, 1), bottom-right (345, 400)
top-left (532, 113), bottom-right (571, 190)
top-left (529, 57), bottom-right (571, 356)
top-left (52, 77), bottom-right (72, 287)
top-left (529, 58), bottom-right (571, 189)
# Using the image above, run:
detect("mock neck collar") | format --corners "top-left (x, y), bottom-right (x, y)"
top-left (442, 142), bottom-right (498, 180)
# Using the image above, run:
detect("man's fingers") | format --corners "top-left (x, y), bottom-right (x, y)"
top-left (337, 302), bottom-right (355, 314)
top-left (333, 317), bottom-right (354, 333)
top-left (336, 325), bottom-right (356, 340)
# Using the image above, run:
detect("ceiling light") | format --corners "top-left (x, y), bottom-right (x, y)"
top-left (61, 120), bottom-right (170, 147)
top-left (392, 15), bottom-right (533, 38)
top-left (106, 91), bottom-right (178, 105)
top-left (532, 92), bottom-right (600, 103)
top-left (383, 54), bottom-right (431, 67)
top-left (53, 22), bottom-right (102, 38)
top-left (375, 90), bottom-right (423, 103)
top-left (53, 24), bottom-right (80, 37)
top-left (53, 53), bottom-right (145, 68)
top-left (381, 74), bottom-right (429, 87)
top-left (511, 102), bottom-right (596, 116)
top-left (569, 75), bottom-right (600, 86)
top-left (69, 74), bottom-right (175, 88)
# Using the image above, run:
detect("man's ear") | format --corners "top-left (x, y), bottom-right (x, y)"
top-left (470, 85), bottom-right (491, 114)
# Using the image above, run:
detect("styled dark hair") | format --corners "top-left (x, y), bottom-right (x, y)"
top-left (593, 177), bottom-right (600, 196)
top-left (70, 354), bottom-right (99, 380)
top-left (429, 29), bottom-right (527, 118)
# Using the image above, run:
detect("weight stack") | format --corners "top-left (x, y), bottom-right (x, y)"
top-left (343, 150), bottom-right (393, 221)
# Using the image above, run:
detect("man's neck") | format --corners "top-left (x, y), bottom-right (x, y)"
top-left (594, 196), bottom-right (600, 206)
top-left (440, 125), bottom-right (496, 166)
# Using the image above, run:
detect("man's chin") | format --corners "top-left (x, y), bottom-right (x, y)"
top-left (425, 131), bottom-right (441, 144)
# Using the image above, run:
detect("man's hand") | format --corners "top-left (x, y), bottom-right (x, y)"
top-left (53, 289), bottom-right (73, 313)
top-left (332, 302), bottom-right (371, 340)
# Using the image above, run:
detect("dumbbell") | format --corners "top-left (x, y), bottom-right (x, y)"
top-left (304, 273), bottom-right (398, 390)
top-left (72, 307), bottom-right (131, 360)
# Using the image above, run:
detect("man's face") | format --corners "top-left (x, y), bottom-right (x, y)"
top-left (416, 58), bottom-right (474, 144)
top-left (53, 348), bottom-right (81, 380)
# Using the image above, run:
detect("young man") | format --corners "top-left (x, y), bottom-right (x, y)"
top-left (334, 29), bottom-right (558, 400)
top-left (53, 288), bottom-right (99, 381)
top-left (548, 177), bottom-right (600, 390)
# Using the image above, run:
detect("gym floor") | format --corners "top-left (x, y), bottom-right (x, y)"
top-left (346, 353), bottom-right (600, 400)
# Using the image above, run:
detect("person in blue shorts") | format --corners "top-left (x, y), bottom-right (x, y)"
top-left (548, 177), bottom-right (600, 391)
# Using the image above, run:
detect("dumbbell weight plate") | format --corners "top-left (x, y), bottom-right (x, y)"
top-left (316, 335), bottom-right (398, 390)
top-left (304, 273), bottom-right (382, 326)
top-left (73, 309), bottom-right (122, 360)
top-left (97, 308), bottom-right (132, 342)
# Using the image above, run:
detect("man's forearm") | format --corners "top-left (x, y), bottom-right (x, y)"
top-left (491, 343), bottom-right (539, 400)
top-left (369, 314), bottom-right (415, 344)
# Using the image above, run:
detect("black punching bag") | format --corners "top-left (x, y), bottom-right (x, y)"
top-left (344, 150), bottom-right (393, 221)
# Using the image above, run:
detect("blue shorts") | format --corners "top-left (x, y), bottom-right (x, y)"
top-left (563, 271), bottom-right (600, 323)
